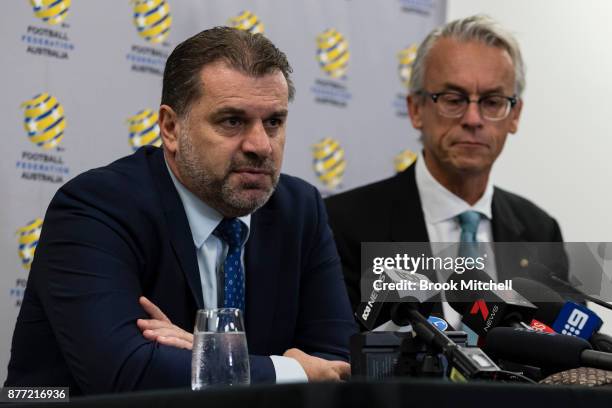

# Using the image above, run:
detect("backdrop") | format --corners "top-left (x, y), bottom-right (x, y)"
top-left (0, 0), bottom-right (446, 381)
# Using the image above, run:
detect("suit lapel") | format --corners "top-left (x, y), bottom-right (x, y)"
top-left (148, 148), bottom-right (204, 309)
top-left (492, 188), bottom-right (526, 241)
top-left (244, 205), bottom-right (279, 351)
top-left (390, 165), bottom-right (430, 243)
top-left (491, 188), bottom-right (532, 280)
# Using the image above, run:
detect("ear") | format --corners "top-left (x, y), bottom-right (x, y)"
top-left (407, 93), bottom-right (424, 130)
top-left (508, 98), bottom-right (523, 134)
top-left (159, 104), bottom-right (181, 154)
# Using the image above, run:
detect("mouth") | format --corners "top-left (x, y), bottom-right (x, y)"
top-left (451, 141), bottom-right (488, 148)
top-left (233, 167), bottom-right (273, 176)
top-left (231, 168), bottom-right (274, 186)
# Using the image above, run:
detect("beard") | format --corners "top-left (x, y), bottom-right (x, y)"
top-left (175, 130), bottom-right (280, 217)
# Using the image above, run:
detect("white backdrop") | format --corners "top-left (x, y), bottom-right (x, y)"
top-left (447, 0), bottom-right (612, 333)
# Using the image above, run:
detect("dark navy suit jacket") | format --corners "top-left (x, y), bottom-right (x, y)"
top-left (5, 146), bottom-right (356, 394)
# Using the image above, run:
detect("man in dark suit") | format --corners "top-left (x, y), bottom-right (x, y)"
top-left (325, 15), bottom-right (567, 329)
top-left (5, 27), bottom-right (355, 394)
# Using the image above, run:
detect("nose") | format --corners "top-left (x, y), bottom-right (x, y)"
top-left (242, 121), bottom-right (272, 157)
top-left (461, 100), bottom-right (484, 129)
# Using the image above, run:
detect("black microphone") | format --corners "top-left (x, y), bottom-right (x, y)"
top-left (355, 270), bottom-right (392, 330)
top-left (485, 327), bottom-right (612, 371)
top-left (355, 269), bottom-right (435, 330)
top-left (527, 262), bottom-right (612, 311)
top-left (511, 277), bottom-right (565, 324)
top-left (590, 332), bottom-right (612, 354)
top-left (444, 269), bottom-right (537, 337)
top-left (512, 277), bottom-right (610, 350)
top-left (390, 302), bottom-right (505, 380)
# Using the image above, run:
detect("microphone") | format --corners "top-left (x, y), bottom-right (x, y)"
top-left (511, 277), bottom-right (565, 322)
top-left (356, 268), bottom-right (436, 330)
top-left (485, 327), bottom-right (612, 371)
top-left (590, 332), bottom-right (612, 353)
top-left (444, 270), bottom-right (537, 337)
top-left (511, 277), bottom-right (605, 343)
top-left (355, 270), bottom-right (392, 330)
top-left (526, 262), bottom-right (612, 311)
top-left (390, 302), bottom-right (504, 380)
top-left (551, 302), bottom-right (603, 339)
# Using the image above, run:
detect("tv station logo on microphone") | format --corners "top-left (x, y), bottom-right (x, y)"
top-left (393, 44), bottom-right (417, 118)
top-left (20, 0), bottom-right (75, 60)
top-left (126, 108), bottom-right (161, 151)
top-left (311, 29), bottom-right (352, 108)
top-left (126, 0), bottom-right (172, 76)
top-left (227, 10), bottom-right (265, 34)
top-left (15, 92), bottom-right (71, 184)
top-left (311, 137), bottom-right (346, 195)
top-left (10, 218), bottom-right (43, 308)
top-left (552, 303), bottom-right (603, 339)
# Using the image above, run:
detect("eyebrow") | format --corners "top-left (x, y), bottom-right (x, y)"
top-left (210, 107), bottom-right (289, 119)
top-left (211, 107), bottom-right (247, 118)
top-left (440, 83), bottom-right (508, 96)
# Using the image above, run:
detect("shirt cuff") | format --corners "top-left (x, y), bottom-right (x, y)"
top-left (269, 355), bottom-right (308, 383)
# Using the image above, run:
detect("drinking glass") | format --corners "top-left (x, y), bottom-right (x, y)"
top-left (191, 308), bottom-right (250, 390)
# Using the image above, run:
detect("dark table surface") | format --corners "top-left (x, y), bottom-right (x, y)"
top-left (6, 379), bottom-right (612, 408)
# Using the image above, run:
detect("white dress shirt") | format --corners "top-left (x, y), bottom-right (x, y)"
top-left (166, 161), bottom-right (308, 383)
top-left (414, 153), bottom-right (497, 329)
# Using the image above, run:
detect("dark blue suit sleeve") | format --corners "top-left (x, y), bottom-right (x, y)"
top-left (31, 183), bottom-right (275, 392)
top-left (32, 186), bottom-right (192, 393)
top-left (293, 186), bottom-right (358, 361)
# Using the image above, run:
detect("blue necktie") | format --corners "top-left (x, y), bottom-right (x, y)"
top-left (458, 210), bottom-right (481, 259)
top-left (213, 218), bottom-right (247, 312)
top-left (457, 210), bottom-right (481, 345)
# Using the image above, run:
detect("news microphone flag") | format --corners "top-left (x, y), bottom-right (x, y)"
top-left (552, 302), bottom-right (603, 340)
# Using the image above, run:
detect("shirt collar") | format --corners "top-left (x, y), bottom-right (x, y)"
top-left (165, 158), bottom-right (251, 248)
top-left (414, 151), bottom-right (493, 224)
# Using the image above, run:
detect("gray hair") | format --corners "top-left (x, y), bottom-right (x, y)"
top-left (409, 14), bottom-right (525, 98)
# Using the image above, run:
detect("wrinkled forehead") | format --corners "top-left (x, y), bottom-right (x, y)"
top-left (188, 64), bottom-right (287, 118)
top-left (424, 38), bottom-right (516, 94)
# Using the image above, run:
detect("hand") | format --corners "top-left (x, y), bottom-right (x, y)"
top-left (283, 348), bottom-right (350, 382)
top-left (137, 296), bottom-right (194, 350)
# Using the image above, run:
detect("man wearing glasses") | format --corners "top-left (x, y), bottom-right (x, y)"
top-left (325, 15), bottom-right (567, 330)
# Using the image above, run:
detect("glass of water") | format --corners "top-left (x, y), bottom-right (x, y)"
top-left (191, 308), bottom-right (250, 390)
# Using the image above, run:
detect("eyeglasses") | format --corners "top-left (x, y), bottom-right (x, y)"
top-left (418, 91), bottom-right (518, 121)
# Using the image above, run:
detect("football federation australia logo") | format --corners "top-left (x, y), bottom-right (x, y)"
top-left (132, 0), bottom-right (172, 44)
top-left (316, 29), bottom-right (349, 79)
top-left (228, 11), bottom-right (264, 34)
top-left (21, 93), bottom-right (66, 150)
top-left (17, 218), bottom-right (43, 270)
top-left (312, 138), bottom-right (346, 189)
top-left (29, 0), bottom-right (71, 25)
top-left (398, 44), bottom-right (418, 89)
top-left (393, 149), bottom-right (417, 173)
top-left (127, 109), bottom-right (161, 150)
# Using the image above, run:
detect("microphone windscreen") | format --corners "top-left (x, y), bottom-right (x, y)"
top-left (526, 262), bottom-right (585, 301)
top-left (485, 327), bottom-right (592, 370)
top-left (540, 367), bottom-right (612, 387)
top-left (589, 332), bottom-right (612, 353)
top-left (445, 268), bottom-right (493, 314)
top-left (511, 277), bottom-right (565, 324)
